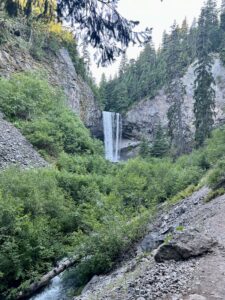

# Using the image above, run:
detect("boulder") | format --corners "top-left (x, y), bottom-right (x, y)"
top-left (154, 231), bottom-right (217, 263)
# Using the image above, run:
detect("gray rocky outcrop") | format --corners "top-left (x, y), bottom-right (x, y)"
top-left (0, 114), bottom-right (47, 169)
top-left (154, 231), bottom-right (216, 263)
top-left (0, 46), bottom-right (102, 136)
top-left (124, 56), bottom-right (225, 141)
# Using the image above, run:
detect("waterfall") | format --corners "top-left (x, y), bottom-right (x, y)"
top-left (103, 111), bottom-right (122, 162)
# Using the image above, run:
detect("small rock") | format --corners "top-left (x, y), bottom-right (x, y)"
top-left (187, 295), bottom-right (207, 300)
top-left (174, 205), bottom-right (187, 216)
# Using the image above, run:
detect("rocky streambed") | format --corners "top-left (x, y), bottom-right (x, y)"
top-left (74, 187), bottom-right (225, 300)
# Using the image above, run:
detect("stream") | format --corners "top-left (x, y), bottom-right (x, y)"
top-left (30, 275), bottom-right (67, 300)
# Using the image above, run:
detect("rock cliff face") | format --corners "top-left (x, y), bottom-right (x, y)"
top-left (0, 46), bottom-right (101, 135)
top-left (124, 57), bottom-right (225, 140)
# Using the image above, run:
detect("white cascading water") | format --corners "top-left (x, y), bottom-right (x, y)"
top-left (103, 111), bottom-right (122, 162)
top-left (30, 276), bottom-right (63, 300)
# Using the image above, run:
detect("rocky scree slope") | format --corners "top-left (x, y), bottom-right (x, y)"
top-left (74, 187), bottom-right (225, 300)
top-left (124, 57), bottom-right (225, 141)
top-left (0, 113), bottom-right (47, 169)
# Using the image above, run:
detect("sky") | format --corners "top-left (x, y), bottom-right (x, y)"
top-left (90, 0), bottom-right (222, 83)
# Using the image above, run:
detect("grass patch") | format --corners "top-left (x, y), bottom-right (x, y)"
top-left (204, 188), bottom-right (225, 203)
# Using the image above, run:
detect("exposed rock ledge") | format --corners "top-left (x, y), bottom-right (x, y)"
top-left (124, 57), bottom-right (225, 140)
top-left (0, 114), bottom-right (47, 169)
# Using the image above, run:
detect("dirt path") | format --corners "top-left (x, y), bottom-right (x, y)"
top-left (74, 189), bottom-right (225, 300)
top-left (183, 194), bottom-right (225, 300)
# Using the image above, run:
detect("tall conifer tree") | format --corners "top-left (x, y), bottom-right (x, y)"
top-left (166, 23), bottom-right (189, 156)
top-left (193, 3), bottom-right (216, 147)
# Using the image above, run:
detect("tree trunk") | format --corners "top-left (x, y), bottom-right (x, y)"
top-left (16, 256), bottom-right (79, 299)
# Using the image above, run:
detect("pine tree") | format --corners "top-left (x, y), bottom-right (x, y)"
top-left (220, 0), bottom-right (225, 63)
top-left (165, 23), bottom-right (189, 156)
top-left (139, 138), bottom-right (150, 158)
top-left (193, 4), bottom-right (216, 147)
top-left (180, 18), bottom-right (192, 70)
top-left (221, 0), bottom-right (225, 31)
top-left (119, 53), bottom-right (128, 76)
top-left (150, 124), bottom-right (169, 158)
top-left (167, 80), bottom-right (190, 156)
top-left (99, 73), bottom-right (107, 109)
top-left (138, 42), bottom-right (157, 98)
top-left (188, 18), bottom-right (198, 59)
top-left (204, 0), bottom-right (219, 52)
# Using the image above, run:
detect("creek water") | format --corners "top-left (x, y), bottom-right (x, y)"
top-left (29, 275), bottom-right (67, 300)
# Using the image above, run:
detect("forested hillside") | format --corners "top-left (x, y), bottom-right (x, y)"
top-left (100, 0), bottom-right (225, 114)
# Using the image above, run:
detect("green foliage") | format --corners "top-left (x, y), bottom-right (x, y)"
top-left (114, 157), bottom-right (203, 207)
top-left (0, 168), bottom-right (78, 298)
top-left (164, 234), bottom-right (173, 245)
top-left (207, 160), bottom-right (225, 189)
top-left (100, 19), bottom-right (194, 113)
top-left (2, 7), bottom-right (225, 297)
top-left (2, 124), bottom-right (225, 297)
top-left (175, 225), bottom-right (185, 232)
top-left (0, 72), bottom-right (100, 159)
top-left (193, 4), bottom-right (216, 147)
top-left (150, 124), bottom-right (169, 158)
top-left (139, 138), bottom-right (150, 158)
top-left (0, 72), bottom-right (61, 121)
top-left (205, 188), bottom-right (225, 202)
top-left (168, 184), bottom-right (198, 205)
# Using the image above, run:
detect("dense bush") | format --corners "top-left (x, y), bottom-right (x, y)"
top-left (0, 168), bottom-right (79, 298)
top-left (207, 160), bottom-right (225, 189)
top-left (2, 124), bottom-right (225, 298)
top-left (0, 72), bottom-right (101, 159)
top-left (0, 164), bottom-right (149, 298)
top-left (0, 72), bottom-right (60, 120)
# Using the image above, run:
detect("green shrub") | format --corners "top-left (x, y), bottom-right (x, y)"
top-left (0, 71), bottom-right (102, 159)
top-left (0, 168), bottom-right (79, 298)
top-left (115, 158), bottom-right (203, 208)
top-left (21, 118), bottom-right (64, 158)
top-left (0, 72), bottom-right (63, 121)
top-left (205, 188), bottom-right (225, 202)
top-left (207, 160), bottom-right (225, 189)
